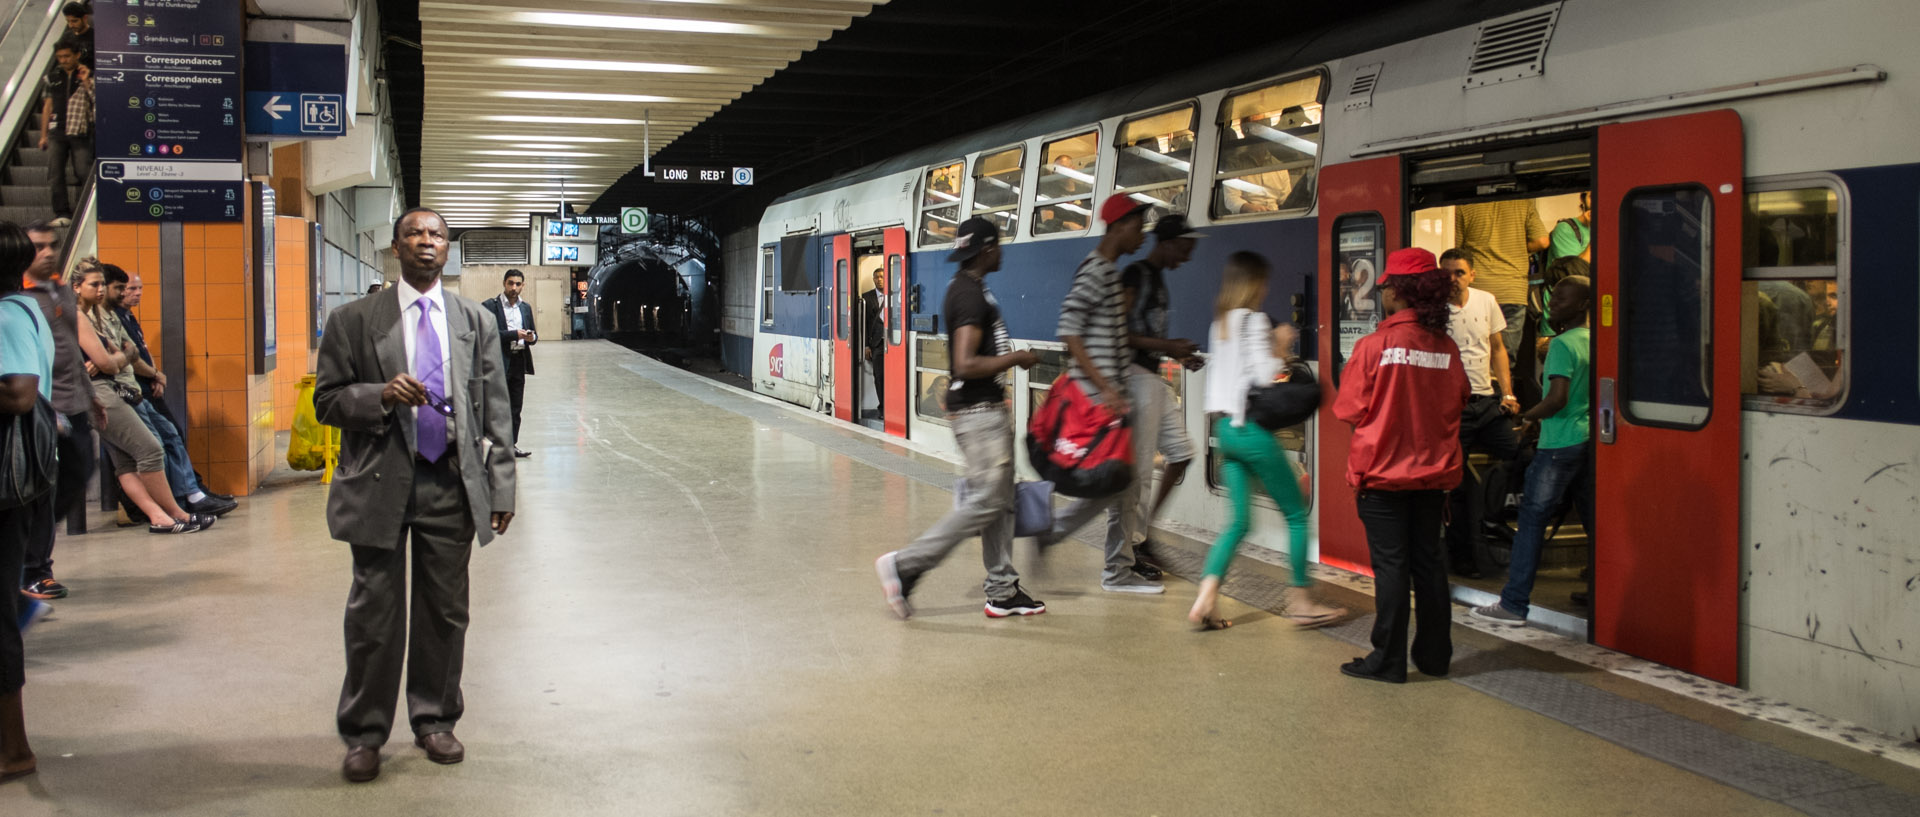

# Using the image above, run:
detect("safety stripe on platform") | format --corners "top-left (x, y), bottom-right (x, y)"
top-left (615, 350), bottom-right (1920, 816)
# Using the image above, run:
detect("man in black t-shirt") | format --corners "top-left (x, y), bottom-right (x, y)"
top-left (1116, 214), bottom-right (1204, 576)
top-left (876, 218), bottom-right (1043, 620)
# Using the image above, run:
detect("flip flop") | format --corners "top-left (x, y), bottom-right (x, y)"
top-left (1284, 607), bottom-right (1348, 630)
top-left (1195, 616), bottom-right (1233, 632)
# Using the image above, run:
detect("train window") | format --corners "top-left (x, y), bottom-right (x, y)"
top-left (1114, 104), bottom-right (1197, 223)
top-left (1212, 74), bottom-right (1325, 220)
top-left (1031, 131), bottom-right (1100, 237)
top-left (919, 161), bottom-right (964, 248)
top-left (915, 337), bottom-right (952, 423)
top-left (1619, 186), bottom-right (1713, 428)
top-left (760, 247), bottom-right (775, 326)
top-left (970, 146), bottom-right (1024, 237)
top-left (887, 254), bottom-right (904, 346)
top-left (1740, 181), bottom-right (1846, 412)
top-left (836, 258), bottom-right (851, 341)
top-left (1025, 348), bottom-right (1072, 416)
top-left (1331, 212), bottom-right (1386, 386)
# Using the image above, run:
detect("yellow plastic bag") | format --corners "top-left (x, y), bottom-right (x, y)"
top-left (287, 375), bottom-right (329, 471)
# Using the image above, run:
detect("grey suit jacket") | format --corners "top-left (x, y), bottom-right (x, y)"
top-left (314, 285), bottom-right (517, 548)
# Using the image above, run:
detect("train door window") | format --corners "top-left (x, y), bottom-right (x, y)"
top-left (1619, 186), bottom-right (1713, 428)
top-left (1032, 131), bottom-right (1100, 237)
top-left (1025, 348), bottom-right (1072, 414)
top-left (919, 161), bottom-right (964, 248)
top-left (1739, 179), bottom-right (1846, 412)
top-left (915, 337), bottom-right (951, 424)
top-left (760, 247), bottom-right (775, 326)
top-left (970, 146), bottom-right (1024, 237)
top-left (836, 258), bottom-right (851, 340)
top-left (1114, 104), bottom-right (1197, 223)
top-left (887, 254), bottom-right (904, 346)
top-left (1212, 73), bottom-right (1325, 220)
top-left (1331, 213), bottom-right (1385, 384)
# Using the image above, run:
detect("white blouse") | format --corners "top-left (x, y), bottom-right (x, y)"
top-left (1204, 308), bottom-right (1281, 426)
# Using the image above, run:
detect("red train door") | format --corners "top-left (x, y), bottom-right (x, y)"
top-left (1315, 156), bottom-right (1403, 574)
top-left (882, 227), bottom-right (911, 437)
top-left (1592, 110), bottom-right (1744, 684)
top-left (831, 234), bottom-right (856, 422)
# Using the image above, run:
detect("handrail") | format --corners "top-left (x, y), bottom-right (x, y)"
top-left (0, 1), bottom-right (65, 168)
top-left (56, 169), bottom-right (93, 273)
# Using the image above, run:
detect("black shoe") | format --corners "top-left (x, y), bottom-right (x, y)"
top-left (1132, 562), bottom-right (1163, 581)
top-left (181, 495), bottom-right (238, 517)
top-left (513, 446), bottom-right (531, 458)
top-left (148, 516), bottom-right (206, 534)
top-left (1451, 564), bottom-right (1485, 580)
top-left (1339, 658), bottom-right (1406, 684)
top-left (1570, 590), bottom-right (1591, 607)
top-left (984, 585), bottom-right (1046, 618)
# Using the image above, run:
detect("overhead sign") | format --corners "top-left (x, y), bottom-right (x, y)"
top-left (620, 207), bottom-right (650, 233)
top-left (655, 165), bottom-right (754, 185)
top-left (244, 41), bottom-right (348, 138)
top-left (93, 0), bottom-right (243, 162)
top-left (95, 161), bottom-right (246, 222)
top-left (537, 215), bottom-right (598, 267)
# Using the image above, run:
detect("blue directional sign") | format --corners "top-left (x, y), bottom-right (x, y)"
top-left (95, 161), bottom-right (246, 223)
top-left (93, 0), bottom-right (244, 164)
top-left (244, 42), bottom-right (349, 138)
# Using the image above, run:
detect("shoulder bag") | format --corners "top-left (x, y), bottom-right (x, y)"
top-left (1, 299), bottom-right (59, 509)
top-left (1240, 312), bottom-right (1321, 431)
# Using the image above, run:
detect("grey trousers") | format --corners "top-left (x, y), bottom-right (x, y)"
top-left (337, 455), bottom-right (475, 748)
top-left (894, 405), bottom-right (1020, 602)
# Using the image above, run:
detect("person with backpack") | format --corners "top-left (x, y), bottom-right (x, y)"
top-left (875, 218), bottom-right (1044, 619)
top-left (1549, 192), bottom-right (1592, 264)
top-left (1334, 248), bottom-right (1470, 684)
top-left (1191, 251), bottom-right (1347, 630)
top-left (1473, 275), bottom-right (1595, 626)
top-left (1035, 196), bottom-right (1170, 594)
top-left (0, 222), bottom-right (54, 783)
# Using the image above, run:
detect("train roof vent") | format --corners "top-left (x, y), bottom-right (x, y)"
top-left (1464, 3), bottom-right (1561, 89)
top-left (460, 230), bottom-right (529, 265)
top-left (1345, 63), bottom-right (1383, 111)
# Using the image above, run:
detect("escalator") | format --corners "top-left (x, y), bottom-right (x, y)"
top-left (0, 1), bottom-right (94, 261)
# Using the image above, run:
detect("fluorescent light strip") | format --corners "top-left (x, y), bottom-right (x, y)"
top-left (471, 162), bottom-right (597, 169)
top-left (467, 135), bottom-right (627, 143)
top-left (491, 90), bottom-right (692, 104)
top-left (471, 150), bottom-right (604, 158)
top-left (485, 115), bottom-right (646, 125)
top-left (511, 11), bottom-right (767, 36)
top-left (499, 57), bottom-right (718, 75)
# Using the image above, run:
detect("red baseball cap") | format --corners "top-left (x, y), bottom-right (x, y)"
top-left (1378, 247), bottom-right (1440, 286)
top-left (1099, 195), bottom-right (1151, 226)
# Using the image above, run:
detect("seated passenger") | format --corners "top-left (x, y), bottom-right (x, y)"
top-left (1472, 275), bottom-right (1594, 625)
top-left (918, 375), bottom-right (950, 416)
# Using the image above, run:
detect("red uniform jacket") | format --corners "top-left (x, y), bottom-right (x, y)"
top-left (1334, 310), bottom-right (1471, 492)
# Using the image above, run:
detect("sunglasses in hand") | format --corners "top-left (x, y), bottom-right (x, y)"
top-left (414, 357), bottom-right (458, 418)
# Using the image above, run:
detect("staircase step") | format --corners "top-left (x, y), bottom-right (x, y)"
top-left (12, 147), bottom-right (48, 166)
top-left (7, 167), bottom-right (49, 187)
top-left (0, 206), bottom-right (51, 225)
top-left (0, 185), bottom-right (52, 207)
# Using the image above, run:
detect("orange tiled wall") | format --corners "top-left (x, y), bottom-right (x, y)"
top-left (99, 220), bottom-right (276, 497)
top-left (272, 216), bottom-right (313, 432)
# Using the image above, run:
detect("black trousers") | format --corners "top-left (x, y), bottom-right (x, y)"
top-left (46, 135), bottom-right (93, 218)
top-left (1353, 489), bottom-right (1452, 680)
top-left (24, 412), bottom-right (92, 585)
top-left (1446, 396), bottom-right (1521, 572)
top-left (1, 499), bottom-right (36, 693)
top-left (337, 456), bottom-right (474, 748)
top-left (506, 350), bottom-right (527, 443)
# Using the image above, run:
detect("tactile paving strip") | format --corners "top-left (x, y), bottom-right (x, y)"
top-left (619, 354), bottom-right (1920, 816)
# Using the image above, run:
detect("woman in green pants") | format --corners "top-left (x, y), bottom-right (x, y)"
top-left (1190, 252), bottom-right (1347, 630)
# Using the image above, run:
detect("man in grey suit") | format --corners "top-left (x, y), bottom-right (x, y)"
top-left (315, 207), bottom-right (517, 784)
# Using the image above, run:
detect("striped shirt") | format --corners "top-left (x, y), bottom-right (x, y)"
top-left (1057, 251), bottom-right (1130, 399)
top-left (1454, 200), bottom-right (1546, 306)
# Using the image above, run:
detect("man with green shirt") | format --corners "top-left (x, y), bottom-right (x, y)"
top-left (1471, 275), bottom-right (1593, 624)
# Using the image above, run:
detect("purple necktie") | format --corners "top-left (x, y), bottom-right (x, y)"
top-left (414, 299), bottom-right (447, 463)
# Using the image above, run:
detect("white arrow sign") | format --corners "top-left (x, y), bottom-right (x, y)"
top-left (263, 95), bottom-right (292, 120)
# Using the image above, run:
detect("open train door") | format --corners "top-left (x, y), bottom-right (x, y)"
top-left (1592, 110), bottom-right (1743, 684)
top-left (831, 234), bottom-right (856, 422)
top-left (1315, 156), bottom-right (1403, 573)
top-left (882, 227), bottom-right (911, 437)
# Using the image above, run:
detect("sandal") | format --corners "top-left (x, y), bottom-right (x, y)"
top-left (148, 516), bottom-right (205, 534)
top-left (1195, 616), bottom-right (1234, 631)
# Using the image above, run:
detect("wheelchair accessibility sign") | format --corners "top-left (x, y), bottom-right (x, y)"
top-left (300, 95), bottom-right (343, 135)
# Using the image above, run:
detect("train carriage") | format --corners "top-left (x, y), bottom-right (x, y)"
top-left (737, 0), bottom-right (1920, 742)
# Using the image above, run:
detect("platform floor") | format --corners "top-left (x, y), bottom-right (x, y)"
top-left (5, 341), bottom-right (1917, 816)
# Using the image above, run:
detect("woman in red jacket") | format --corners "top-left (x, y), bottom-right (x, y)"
top-left (1333, 247), bottom-right (1470, 684)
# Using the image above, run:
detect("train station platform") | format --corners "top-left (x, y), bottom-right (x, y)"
top-left (4, 341), bottom-right (1917, 816)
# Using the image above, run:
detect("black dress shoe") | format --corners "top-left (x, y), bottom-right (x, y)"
top-left (1340, 658), bottom-right (1406, 684)
top-left (181, 495), bottom-right (238, 517)
top-left (342, 746), bottom-right (380, 783)
top-left (415, 731), bottom-right (464, 764)
top-left (512, 446), bottom-right (531, 458)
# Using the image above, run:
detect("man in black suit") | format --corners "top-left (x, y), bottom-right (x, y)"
top-left (862, 268), bottom-right (885, 415)
top-left (315, 207), bottom-right (517, 783)
top-left (482, 270), bottom-right (537, 458)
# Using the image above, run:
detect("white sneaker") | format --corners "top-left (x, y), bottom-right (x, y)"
top-left (875, 552), bottom-right (911, 619)
top-left (1101, 573), bottom-right (1165, 594)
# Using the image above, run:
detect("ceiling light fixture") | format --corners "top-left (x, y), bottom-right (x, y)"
top-left (485, 115), bottom-right (647, 125)
top-left (510, 11), bottom-right (768, 36)
top-left (471, 150), bottom-right (604, 158)
top-left (467, 135), bottom-right (627, 143)
top-left (499, 57), bottom-right (719, 75)
top-left (491, 90), bottom-right (692, 104)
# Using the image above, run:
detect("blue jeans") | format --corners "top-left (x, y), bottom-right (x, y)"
top-left (1498, 442), bottom-right (1594, 616)
top-left (134, 398), bottom-right (202, 498)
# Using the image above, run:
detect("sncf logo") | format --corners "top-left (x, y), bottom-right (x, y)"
top-left (769, 343), bottom-right (785, 379)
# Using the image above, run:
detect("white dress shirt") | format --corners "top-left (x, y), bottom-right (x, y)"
top-left (395, 278), bottom-right (453, 433)
top-left (503, 296), bottom-right (527, 350)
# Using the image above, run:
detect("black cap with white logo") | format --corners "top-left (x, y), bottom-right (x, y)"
top-left (947, 217), bottom-right (1001, 263)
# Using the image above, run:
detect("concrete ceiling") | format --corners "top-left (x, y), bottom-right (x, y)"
top-left (414, 0), bottom-right (884, 228)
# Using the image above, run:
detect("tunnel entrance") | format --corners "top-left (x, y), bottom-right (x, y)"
top-left (596, 257), bottom-right (691, 348)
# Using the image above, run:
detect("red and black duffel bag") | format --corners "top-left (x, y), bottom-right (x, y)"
top-left (1026, 373), bottom-right (1132, 498)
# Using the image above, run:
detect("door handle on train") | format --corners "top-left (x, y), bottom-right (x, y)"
top-left (1597, 377), bottom-right (1617, 444)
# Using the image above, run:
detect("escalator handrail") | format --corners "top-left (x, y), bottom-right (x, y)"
top-left (0, 1), bottom-right (65, 167)
top-left (56, 167), bottom-right (92, 273)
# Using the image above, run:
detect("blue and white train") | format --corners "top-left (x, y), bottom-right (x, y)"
top-left (725, 0), bottom-right (1919, 742)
